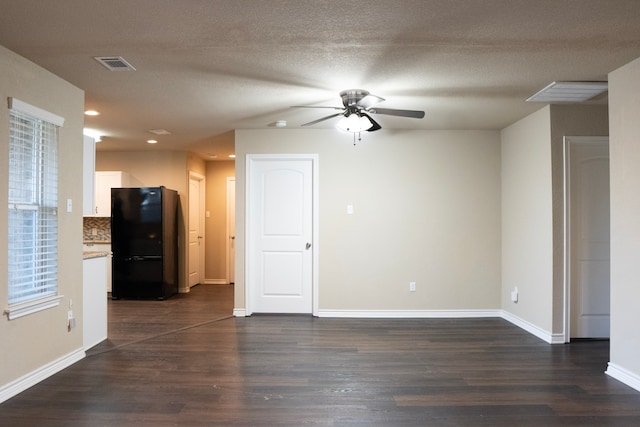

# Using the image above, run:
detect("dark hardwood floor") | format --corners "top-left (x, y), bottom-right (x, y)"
top-left (2, 284), bottom-right (640, 426)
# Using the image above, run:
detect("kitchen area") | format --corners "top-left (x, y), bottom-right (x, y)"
top-left (81, 169), bottom-right (130, 350)
top-left (81, 136), bottom-right (236, 351)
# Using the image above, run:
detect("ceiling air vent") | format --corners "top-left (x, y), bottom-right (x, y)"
top-left (147, 129), bottom-right (172, 135)
top-left (93, 56), bottom-right (136, 71)
top-left (526, 81), bottom-right (608, 103)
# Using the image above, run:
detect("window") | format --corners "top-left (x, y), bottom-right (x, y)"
top-left (5, 98), bottom-right (64, 319)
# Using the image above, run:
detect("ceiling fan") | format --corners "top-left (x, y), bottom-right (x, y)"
top-left (294, 89), bottom-right (425, 134)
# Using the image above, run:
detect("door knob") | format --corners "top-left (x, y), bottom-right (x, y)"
top-left (305, 242), bottom-right (312, 250)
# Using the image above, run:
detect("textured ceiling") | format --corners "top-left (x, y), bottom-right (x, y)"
top-left (1, 0), bottom-right (640, 159)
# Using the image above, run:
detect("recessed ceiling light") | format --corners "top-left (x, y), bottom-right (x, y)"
top-left (209, 154), bottom-right (217, 159)
top-left (228, 154), bottom-right (236, 159)
top-left (84, 110), bottom-right (100, 116)
top-left (275, 120), bottom-right (287, 128)
top-left (147, 139), bottom-right (158, 144)
top-left (526, 81), bottom-right (608, 103)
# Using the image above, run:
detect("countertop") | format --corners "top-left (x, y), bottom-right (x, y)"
top-left (83, 240), bottom-right (111, 245)
top-left (83, 251), bottom-right (110, 260)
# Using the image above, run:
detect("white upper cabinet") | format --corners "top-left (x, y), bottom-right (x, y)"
top-left (93, 171), bottom-right (130, 216)
top-left (82, 136), bottom-right (96, 215)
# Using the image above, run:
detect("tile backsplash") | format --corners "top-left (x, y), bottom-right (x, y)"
top-left (83, 217), bottom-right (111, 242)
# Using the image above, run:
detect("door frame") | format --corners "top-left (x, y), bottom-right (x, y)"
top-left (244, 154), bottom-right (319, 316)
top-left (562, 136), bottom-right (609, 342)
top-left (226, 176), bottom-right (236, 284)
top-left (188, 171), bottom-right (206, 290)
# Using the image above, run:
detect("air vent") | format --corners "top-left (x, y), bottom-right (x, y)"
top-left (93, 56), bottom-right (136, 71)
top-left (526, 81), bottom-right (608, 103)
top-left (147, 129), bottom-right (172, 135)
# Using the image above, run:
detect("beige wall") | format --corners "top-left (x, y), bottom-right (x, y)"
top-left (549, 104), bottom-right (609, 333)
top-left (501, 105), bottom-right (609, 338)
top-left (205, 161), bottom-right (235, 283)
top-left (608, 57), bottom-right (640, 383)
top-left (235, 129), bottom-right (502, 312)
top-left (0, 46), bottom-right (85, 386)
top-left (501, 106), bottom-right (554, 331)
top-left (96, 151), bottom-right (192, 291)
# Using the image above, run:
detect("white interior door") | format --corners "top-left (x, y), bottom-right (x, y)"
top-left (247, 155), bottom-right (316, 314)
top-left (188, 173), bottom-right (205, 288)
top-left (568, 138), bottom-right (610, 338)
top-left (226, 177), bottom-right (236, 284)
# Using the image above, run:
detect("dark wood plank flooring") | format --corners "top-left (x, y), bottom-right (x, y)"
top-left (2, 284), bottom-right (640, 426)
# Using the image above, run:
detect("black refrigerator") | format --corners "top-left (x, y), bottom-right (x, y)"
top-left (111, 186), bottom-right (179, 300)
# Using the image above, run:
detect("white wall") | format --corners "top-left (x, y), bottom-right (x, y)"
top-left (501, 107), bottom-right (554, 333)
top-left (234, 129), bottom-right (502, 313)
top-left (607, 56), bottom-right (640, 390)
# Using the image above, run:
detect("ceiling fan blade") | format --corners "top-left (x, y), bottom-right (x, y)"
top-left (291, 105), bottom-right (343, 110)
top-left (360, 112), bottom-right (382, 132)
top-left (370, 107), bottom-right (425, 119)
top-left (301, 112), bottom-right (344, 127)
top-left (357, 94), bottom-right (385, 109)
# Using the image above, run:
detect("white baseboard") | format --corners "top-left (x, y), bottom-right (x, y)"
top-left (606, 363), bottom-right (640, 392)
top-left (233, 308), bottom-right (247, 317)
top-left (317, 309), bottom-right (565, 344)
top-left (317, 309), bottom-right (502, 318)
top-left (500, 310), bottom-right (565, 344)
top-left (204, 279), bottom-right (229, 285)
top-left (0, 348), bottom-right (85, 404)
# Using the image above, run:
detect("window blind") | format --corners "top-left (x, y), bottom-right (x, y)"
top-left (7, 108), bottom-right (59, 305)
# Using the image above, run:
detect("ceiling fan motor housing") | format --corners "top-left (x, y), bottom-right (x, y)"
top-left (340, 89), bottom-right (370, 108)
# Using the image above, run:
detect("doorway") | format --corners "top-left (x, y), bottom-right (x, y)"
top-left (188, 172), bottom-right (206, 289)
top-left (245, 154), bottom-right (318, 315)
top-left (564, 136), bottom-right (610, 340)
top-left (226, 177), bottom-right (236, 284)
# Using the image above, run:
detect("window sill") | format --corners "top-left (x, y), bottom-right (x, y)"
top-left (4, 295), bottom-right (64, 320)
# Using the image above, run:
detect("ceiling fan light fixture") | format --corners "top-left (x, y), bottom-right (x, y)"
top-left (336, 113), bottom-right (373, 133)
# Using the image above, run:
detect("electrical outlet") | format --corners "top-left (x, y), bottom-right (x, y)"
top-left (511, 287), bottom-right (519, 303)
top-left (67, 310), bottom-right (73, 320)
top-left (409, 281), bottom-right (416, 292)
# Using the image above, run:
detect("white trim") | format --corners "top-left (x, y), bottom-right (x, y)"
top-left (205, 279), bottom-right (229, 285)
top-left (0, 348), bottom-right (84, 404)
top-left (316, 310), bottom-right (564, 344)
top-left (233, 308), bottom-right (247, 317)
top-left (606, 363), bottom-right (640, 393)
top-left (8, 97), bottom-right (65, 126)
top-left (318, 309), bottom-right (502, 318)
top-left (4, 295), bottom-right (64, 320)
top-left (501, 310), bottom-right (564, 344)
